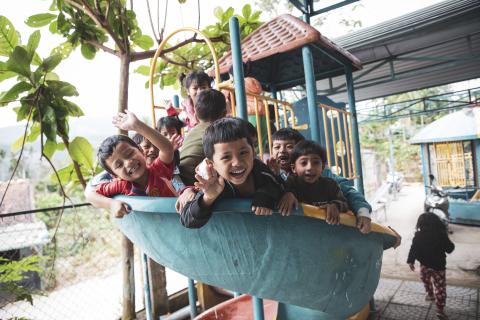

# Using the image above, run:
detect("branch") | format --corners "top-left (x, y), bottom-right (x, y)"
top-left (146, 0), bottom-right (159, 42)
top-left (65, 0), bottom-right (126, 53)
top-left (85, 40), bottom-right (118, 56)
top-left (130, 36), bottom-right (223, 62)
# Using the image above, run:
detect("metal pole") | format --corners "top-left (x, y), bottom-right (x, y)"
top-left (345, 66), bottom-right (365, 194)
top-left (388, 126), bottom-right (397, 200)
top-left (302, 46), bottom-right (321, 143)
top-left (173, 94), bottom-right (180, 108)
top-left (229, 17), bottom-right (248, 120)
top-left (187, 279), bottom-right (198, 318)
top-left (142, 253), bottom-right (152, 320)
top-left (252, 296), bottom-right (265, 320)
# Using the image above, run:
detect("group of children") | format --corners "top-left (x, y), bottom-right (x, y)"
top-left (85, 70), bottom-right (373, 234)
top-left (85, 69), bottom-right (457, 320)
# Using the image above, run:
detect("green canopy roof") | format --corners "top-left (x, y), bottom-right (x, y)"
top-left (410, 106), bottom-right (480, 144)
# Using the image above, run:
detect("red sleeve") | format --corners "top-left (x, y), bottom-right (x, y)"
top-left (96, 180), bottom-right (129, 197)
top-left (149, 157), bottom-right (175, 180)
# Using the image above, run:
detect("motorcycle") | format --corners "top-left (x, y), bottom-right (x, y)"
top-left (424, 174), bottom-right (450, 227)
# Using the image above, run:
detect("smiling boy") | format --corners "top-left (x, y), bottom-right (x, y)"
top-left (180, 117), bottom-right (284, 228)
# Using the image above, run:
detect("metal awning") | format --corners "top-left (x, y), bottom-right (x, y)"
top-left (315, 0), bottom-right (480, 103)
top-left (410, 106), bottom-right (480, 144)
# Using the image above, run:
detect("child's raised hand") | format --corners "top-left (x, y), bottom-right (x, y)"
top-left (356, 216), bottom-right (372, 234)
top-left (112, 110), bottom-right (140, 131)
top-left (175, 187), bottom-right (196, 213)
top-left (169, 133), bottom-right (183, 151)
top-left (266, 157), bottom-right (280, 176)
top-left (109, 199), bottom-right (131, 218)
top-left (252, 206), bottom-right (272, 216)
top-left (194, 162), bottom-right (224, 207)
top-left (325, 203), bottom-right (340, 225)
top-left (278, 192), bottom-right (298, 216)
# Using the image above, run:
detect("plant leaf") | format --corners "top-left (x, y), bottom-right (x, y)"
top-left (51, 42), bottom-right (73, 59)
top-left (63, 100), bottom-right (84, 117)
top-left (135, 65), bottom-right (150, 76)
top-left (38, 53), bottom-right (62, 73)
top-left (80, 43), bottom-right (96, 60)
top-left (242, 4), bottom-right (252, 19)
top-left (43, 139), bottom-right (57, 158)
top-left (25, 13), bottom-right (57, 28)
top-left (0, 81), bottom-right (33, 106)
top-left (214, 7), bottom-right (224, 21)
top-left (132, 35), bottom-right (154, 50)
top-left (26, 30), bottom-right (41, 59)
top-left (6, 46), bottom-right (31, 78)
top-left (0, 16), bottom-right (19, 57)
top-left (68, 136), bottom-right (94, 171)
top-left (0, 61), bottom-right (16, 83)
top-left (46, 80), bottom-right (78, 97)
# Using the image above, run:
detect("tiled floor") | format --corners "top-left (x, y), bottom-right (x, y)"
top-left (374, 278), bottom-right (479, 320)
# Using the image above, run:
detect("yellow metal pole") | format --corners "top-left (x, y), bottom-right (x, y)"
top-left (282, 104), bottom-right (288, 128)
top-left (338, 111), bottom-right (346, 178)
top-left (264, 99), bottom-right (273, 156)
top-left (149, 27), bottom-right (221, 127)
top-left (343, 112), bottom-right (352, 178)
top-left (329, 110), bottom-right (340, 173)
top-left (230, 90), bottom-right (237, 117)
top-left (348, 115), bottom-right (357, 177)
top-left (322, 107), bottom-right (332, 169)
top-left (254, 97), bottom-right (264, 160)
top-left (274, 102), bottom-right (280, 129)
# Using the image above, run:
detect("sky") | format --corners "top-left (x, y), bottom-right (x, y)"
top-left (0, 0), bottom-right (448, 129)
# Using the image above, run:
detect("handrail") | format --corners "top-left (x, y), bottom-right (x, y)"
top-left (149, 28), bottom-right (222, 127)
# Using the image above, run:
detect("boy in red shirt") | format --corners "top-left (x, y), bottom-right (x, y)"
top-left (94, 110), bottom-right (176, 216)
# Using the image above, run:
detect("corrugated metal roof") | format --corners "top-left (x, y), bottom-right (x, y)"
top-left (410, 106), bottom-right (480, 144)
top-left (316, 0), bottom-right (480, 103)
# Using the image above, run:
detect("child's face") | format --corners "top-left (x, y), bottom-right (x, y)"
top-left (211, 138), bottom-right (254, 186)
top-left (159, 126), bottom-right (178, 140)
top-left (293, 154), bottom-right (324, 184)
top-left (106, 141), bottom-right (147, 182)
top-left (139, 139), bottom-right (159, 165)
top-left (272, 139), bottom-right (296, 170)
top-left (188, 81), bottom-right (210, 103)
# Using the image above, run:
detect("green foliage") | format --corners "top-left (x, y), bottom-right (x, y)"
top-left (0, 256), bottom-right (43, 305)
top-left (25, 13), bottom-right (57, 28)
top-left (0, 15), bottom-right (20, 57)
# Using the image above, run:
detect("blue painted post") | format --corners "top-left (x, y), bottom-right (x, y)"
top-left (252, 296), bottom-right (265, 320)
top-left (344, 66), bottom-right (365, 195)
top-left (142, 253), bottom-right (152, 320)
top-left (420, 144), bottom-right (429, 194)
top-left (188, 279), bottom-right (198, 318)
top-left (173, 94), bottom-right (180, 108)
top-left (229, 17), bottom-right (248, 120)
top-left (302, 45), bottom-right (321, 143)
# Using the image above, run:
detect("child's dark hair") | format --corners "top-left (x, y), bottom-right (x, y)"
top-left (180, 70), bottom-right (211, 90)
top-left (156, 116), bottom-right (184, 134)
top-left (98, 135), bottom-right (140, 175)
top-left (416, 213), bottom-right (447, 233)
top-left (291, 140), bottom-right (327, 165)
top-left (195, 89), bottom-right (227, 122)
top-left (132, 133), bottom-right (145, 145)
top-left (245, 121), bottom-right (257, 140)
top-left (203, 117), bottom-right (254, 160)
top-left (272, 128), bottom-right (305, 144)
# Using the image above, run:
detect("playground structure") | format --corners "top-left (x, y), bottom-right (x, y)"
top-left (121, 3), bottom-right (403, 319)
top-left (411, 106), bottom-right (480, 226)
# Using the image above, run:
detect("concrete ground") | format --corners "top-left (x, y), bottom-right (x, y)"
top-left (373, 183), bottom-right (480, 288)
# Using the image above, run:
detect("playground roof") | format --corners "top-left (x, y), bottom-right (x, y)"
top-left (317, 0), bottom-right (480, 103)
top-left (214, 14), bottom-right (362, 91)
top-left (410, 106), bottom-right (480, 144)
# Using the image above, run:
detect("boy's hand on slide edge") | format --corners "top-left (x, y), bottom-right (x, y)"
top-left (278, 192), bottom-right (298, 216)
top-left (175, 188), bottom-right (196, 213)
top-left (356, 216), bottom-right (372, 234)
top-left (110, 199), bottom-right (131, 218)
top-left (252, 206), bottom-right (273, 216)
top-left (325, 203), bottom-right (340, 225)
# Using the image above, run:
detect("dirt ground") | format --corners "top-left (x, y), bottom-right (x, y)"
top-left (374, 183), bottom-right (480, 288)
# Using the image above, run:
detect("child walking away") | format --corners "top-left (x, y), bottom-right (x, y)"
top-left (180, 117), bottom-right (284, 228)
top-left (407, 213), bottom-right (455, 320)
top-left (278, 140), bottom-right (349, 225)
top-left (179, 71), bottom-right (211, 129)
top-left (93, 111), bottom-right (176, 217)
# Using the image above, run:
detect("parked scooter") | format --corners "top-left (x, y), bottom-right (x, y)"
top-left (424, 174), bottom-right (450, 227)
top-left (387, 172), bottom-right (404, 195)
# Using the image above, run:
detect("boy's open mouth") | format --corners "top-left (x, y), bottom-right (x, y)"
top-left (128, 163), bottom-right (140, 176)
top-left (229, 168), bottom-right (246, 178)
top-left (278, 154), bottom-right (289, 164)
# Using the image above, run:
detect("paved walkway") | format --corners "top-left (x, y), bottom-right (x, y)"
top-left (372, 183), bottom-right (480, 319)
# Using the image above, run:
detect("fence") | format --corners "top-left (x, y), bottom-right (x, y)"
top-left (0, 205), bottom-right (187, 320)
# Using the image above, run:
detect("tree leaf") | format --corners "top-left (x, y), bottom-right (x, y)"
top-left (0, 61), bottom-right (16, 83)
top-left (214, 7), bottom-right (224, 21)
top-left (0, 81), bottom-right (33, 106)
top-left (32, 52), bottom-right (42, 66)
top-left (135, 65), bottom-right (150, 76)
top-left (0, 16), bottom-right (19, 57)
top-left (25, 13), bottom-right (57, 28)
top-left (50, 42), bottom-right (73, 59)
top-left (63, 100), bottom-right (84, 117)
top-left (80, 43), bottom-right (96, 60)
top-left (68, 136), bottom-right (94, 171)
top-left (27, 123), bottom-right (41, 142)
top-left (132, 35), bottom-right (154, 50)
top-left (53, 163), bottom-right (75, 185)
top-left (43, 139), bottom-right (57, 158)
top-left (250, 11), bottom-right (261, 22)
top-left (49, 21), bottom-right (58, 34)
top-left (26, 30), bottom-right (41, 59)
top-left (242, 4), bottom-right (252, 19)
top-left (38, 53), bottom-right (62, 73)
top-left (11, 135), bottom-right (26, 153)
top-left (13, 103), bottom-right (31, 121)
top-left (46, 80), bottom-right (78, 97)
top-left (6, 46), bottom-right (31, 78)
top-left (42, 105), bottom-right (57, 141)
